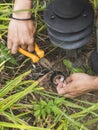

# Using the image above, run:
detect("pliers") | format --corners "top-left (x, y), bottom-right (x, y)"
top-left (18, 43), bottom-right (66, 85)
top-left (18, 43), bottom-right (45, 63)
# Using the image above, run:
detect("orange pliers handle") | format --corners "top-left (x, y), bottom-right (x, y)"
top-left (18, 43), bottom-right (45, 63)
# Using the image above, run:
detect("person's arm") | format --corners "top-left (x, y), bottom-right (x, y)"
top-left (13, 0), bottom-right (32, 19)
top-left (56, 73), bottom-right (98, 98)
top-left (94, 77), bottom-right (98, 90)
top-left (7, 0), bottom-right (35, 54)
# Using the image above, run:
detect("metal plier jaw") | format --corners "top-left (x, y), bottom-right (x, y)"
top-left (18, 43), bottom-right (45, 63)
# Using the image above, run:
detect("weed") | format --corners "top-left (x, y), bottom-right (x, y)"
top-left (0, 42), bottom-right (17, 65)
top-left (63, 59), bottom-right (84, 73)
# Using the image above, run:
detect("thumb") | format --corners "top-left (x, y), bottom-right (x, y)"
top-left (56, 79), bottom-right (64, 88)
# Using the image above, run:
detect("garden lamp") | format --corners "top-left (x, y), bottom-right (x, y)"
top-left (90, 10), bottom-right (98, 74)
top-left (44, 0), bottom-right (94, 49)
top-left (44, 0), bottom-right (94, 67)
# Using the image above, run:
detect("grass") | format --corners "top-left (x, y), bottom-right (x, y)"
top-left (0, 0), bottom-right (98, 130)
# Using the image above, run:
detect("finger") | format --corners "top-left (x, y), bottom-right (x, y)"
top-left (66, 76), bottom-right (73, 84)
top-left (56, 79), bottom-right (62, 84)
top-left (11, 43), bottom-right (18, 54)
top-left (56, 82), bottom-right (69, 95)
top-left (64, 93), bottom-right (75, 98)
top-left (27, 44), bottom-right (34, 52)
top-left (57, 86), bottom-right (70, 95)
top-left (7, 39), bottom-right (12, 50)
top-left (21, 45), bottom-right (27, 50)
top-left (56, 87), bottom-right (66, 95)
top-left (57, 81), bottom-right (64, 88)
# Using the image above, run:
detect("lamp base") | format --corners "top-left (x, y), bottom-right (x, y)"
top-left (90, 51), bottom-right (98, 74)
top-left (66, 49), bottom-right (83, 68)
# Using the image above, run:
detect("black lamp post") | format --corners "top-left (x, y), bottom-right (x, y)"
top-left (90, 16), bottom-right (98, 74)
top-left (44, 0), bottom-right (94, 67)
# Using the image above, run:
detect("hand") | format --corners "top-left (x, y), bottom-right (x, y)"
top-left (7, 19), bottom-right (35, 54)
top-left (56, 73), bottom-right (96, 98)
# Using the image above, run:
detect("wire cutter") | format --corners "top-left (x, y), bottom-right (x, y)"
top-left (18, 43), bottom-right (52, 69)
top-left (18, 43), bottom-right (45, 63)
top-left (18, 44), bottom-right (66, 85)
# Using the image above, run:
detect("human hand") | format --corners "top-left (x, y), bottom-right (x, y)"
top-left (56, 73), bottom-right (96, 98)
top-left (7, 19), bottom-right (35, 54)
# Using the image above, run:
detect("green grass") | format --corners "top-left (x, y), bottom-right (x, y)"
top-left (1, 71), bottom-right (98, 130)
top-left (0, 0), bottom-right (98, 130)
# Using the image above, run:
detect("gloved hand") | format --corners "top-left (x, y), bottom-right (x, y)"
top-left (56, 73), bottom-right (97, 98)
top-left (7, 19), bottom-right (35, 54)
